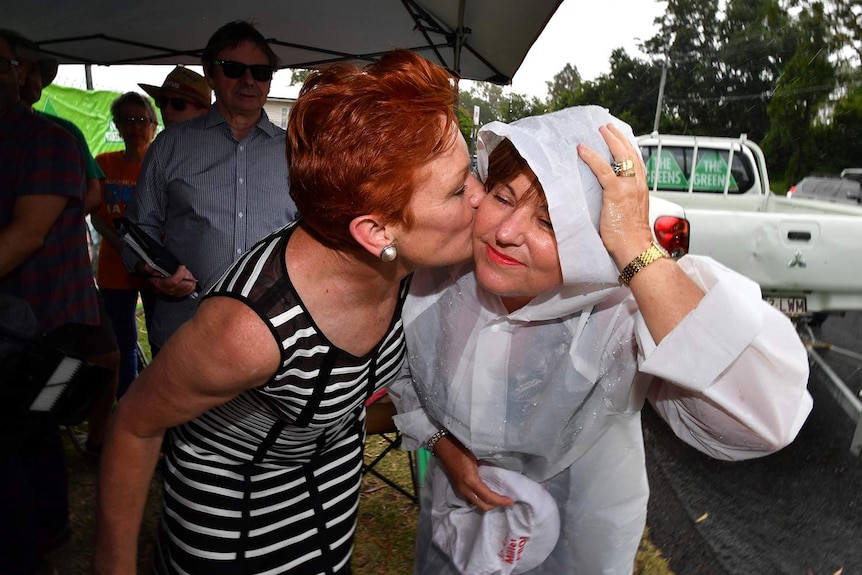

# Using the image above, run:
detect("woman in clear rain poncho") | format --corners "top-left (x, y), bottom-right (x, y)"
top-left (389, 106), bottom-right (813, 575)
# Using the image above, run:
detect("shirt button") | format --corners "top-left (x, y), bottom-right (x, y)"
top-left (238, 212), bottom-right (244, 218)
top-left (239, 177), bottom-right (244, 184)
top-left (491, 325), bottom-right (500, 333)
top-left (236, 248), bottom-right (242, 254)
top-left (492, 454), bottom-right (502, 460)
top-left (239, 145), bottom-right (245, 152)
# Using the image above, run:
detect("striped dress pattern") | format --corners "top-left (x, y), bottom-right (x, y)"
top-left (153, 221), bottom-right (408, 575)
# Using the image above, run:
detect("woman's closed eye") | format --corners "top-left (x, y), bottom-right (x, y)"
top-left (492, 191), bottom-right (514, 206)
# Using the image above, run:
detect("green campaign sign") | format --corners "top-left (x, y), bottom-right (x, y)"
top-left (34, 84), bottom-right (164, 157)
top-left (645, 148), bottom-right (739, 192)
top-left (645, 150), bottom-right (688, 190)
top-left (692, 150), bottom-right (738, 192)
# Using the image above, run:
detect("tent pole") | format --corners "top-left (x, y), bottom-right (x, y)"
top-left (454, 0), bottom-right (466, 74)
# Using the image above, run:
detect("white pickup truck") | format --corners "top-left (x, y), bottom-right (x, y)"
top-left (638, 132), bottom-right (862, 456)
top-left (638, 132), bottom-right (862, 317)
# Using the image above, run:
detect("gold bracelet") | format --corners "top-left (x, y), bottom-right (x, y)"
top-left (618, 241), bottom-right (668, 287)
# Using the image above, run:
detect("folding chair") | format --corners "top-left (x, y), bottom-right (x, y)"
top-left (363, 388), bottom-right (420, 503)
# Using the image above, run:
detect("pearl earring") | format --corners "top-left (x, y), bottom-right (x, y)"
top-left (379, 244), bottom-right (398, 263)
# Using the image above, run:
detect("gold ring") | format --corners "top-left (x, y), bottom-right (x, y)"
top-left (611, 159), bottom-right (634, 177)
top-left (621, 168), bottom-right (636, 177)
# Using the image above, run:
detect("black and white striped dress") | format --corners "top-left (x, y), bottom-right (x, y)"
top-left (153, 221), bottom-right (408, 575)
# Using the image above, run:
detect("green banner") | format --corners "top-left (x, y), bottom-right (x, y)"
top-left (646, 149), bottom-right (739, 192)
top-left (34, 84), bottom-right (164, 157)
top-left (692, 150), bottom-right (738, 191)
top-left (645, 150), bottom-right (689, 190)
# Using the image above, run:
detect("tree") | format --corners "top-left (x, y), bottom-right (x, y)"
top-left (716, 0), bottom-right (796, 141)
top-left (546, 63), bottom-right (581, 111)
top-left (812, 88), bottom-right (862, 172)
top-left (643, 0), bottom-right (723, 133)
top-left (499, 93), bottom-right (547, 123)
top-left (763, 1), bottom-right (837, 183)
top-left (823, 0), bottom-right (862, 64)
top-left (572, 49), bottom-right (664, 135)
top-left (459, 85), bottom-right (503, 128)
top-left (457, 105), bottom-right (474, 144)
top-left (289, 69), bottom-right (313, 86)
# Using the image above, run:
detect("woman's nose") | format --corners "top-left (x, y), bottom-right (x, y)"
top-left (495, 208), bottom-right (529, 245)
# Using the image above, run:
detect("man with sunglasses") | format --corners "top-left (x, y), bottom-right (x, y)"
top-left (139, 66), bottom-right (211, 127)
top-left (123, 20), bottom-right (298, 354)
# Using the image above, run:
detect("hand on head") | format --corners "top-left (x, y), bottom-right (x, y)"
top-left (577, 124), bottom-right (654, 270)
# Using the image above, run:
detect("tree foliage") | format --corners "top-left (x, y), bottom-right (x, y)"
top-left (762, 1), bottom-right (836, 183)
top-left (546, 63), bottom-right (581, 111)
top-left (289, 69), bottom-right (313, 87)
top-left (281, 0), bottom-right (860, 171)
top-left (409, 0), bottom-right (860, 183)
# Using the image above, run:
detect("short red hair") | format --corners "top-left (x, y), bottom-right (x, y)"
top-left (287, 50), bottom-right (459, 249)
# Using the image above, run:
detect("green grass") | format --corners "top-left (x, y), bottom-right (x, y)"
top-left (52, 431), bottom-right (671, 574)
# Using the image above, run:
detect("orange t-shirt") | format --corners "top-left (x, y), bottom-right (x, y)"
top-left (94, 151), bottom-right (145, 290)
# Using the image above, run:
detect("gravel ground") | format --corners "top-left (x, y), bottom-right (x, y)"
top-left (642, 312), bottom-right (862, 575)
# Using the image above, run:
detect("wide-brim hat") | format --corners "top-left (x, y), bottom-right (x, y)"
top-left (0, 29), bottom-right (58, 86)
top-left (431, 465), bottom-right (561, 574)
top-left (139, 66), bottom-right (212, 108)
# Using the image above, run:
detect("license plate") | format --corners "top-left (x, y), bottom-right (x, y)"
top-left (764, 296), bottom-right (807, 316)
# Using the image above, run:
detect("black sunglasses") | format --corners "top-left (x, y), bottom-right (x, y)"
top-left (157, 97), bottom-right (201, 112)
top-left (211, 59), bottom-right (274, 82)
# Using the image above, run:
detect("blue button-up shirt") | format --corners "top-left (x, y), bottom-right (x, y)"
top-left (124, 106), bottom-right (298, 347)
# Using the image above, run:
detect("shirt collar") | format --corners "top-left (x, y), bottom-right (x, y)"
top-left (204, 105), bottom-right (279, 138)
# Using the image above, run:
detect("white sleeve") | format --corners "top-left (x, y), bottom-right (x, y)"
top-left (638, 255), bottom-right (813, 460)
top-left (388, 362), bottom-right (439, 452)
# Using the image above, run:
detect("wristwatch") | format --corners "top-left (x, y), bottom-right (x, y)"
top-left (618, 241), bottom-right (668, 286)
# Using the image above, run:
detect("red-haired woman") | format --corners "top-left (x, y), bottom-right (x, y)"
top-left (95, 50), bottom-right (482, 575)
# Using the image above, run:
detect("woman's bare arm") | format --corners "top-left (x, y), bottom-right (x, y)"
top-left (93, 296), bottom-right (281, 575)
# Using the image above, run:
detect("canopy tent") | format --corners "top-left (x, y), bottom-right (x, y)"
top-left (6, 0), bottom-right (562, 84)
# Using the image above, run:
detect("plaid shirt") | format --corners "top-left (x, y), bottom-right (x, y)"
top-left (0, 103), bottom-right (99, 331)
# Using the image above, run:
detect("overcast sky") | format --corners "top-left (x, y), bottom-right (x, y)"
top-left (509, 0), bottom-right (666, 98)
top-left (53, 0), bottom-right (668, 102)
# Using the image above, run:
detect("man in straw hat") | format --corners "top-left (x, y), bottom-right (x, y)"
top-left (139, 66), bottom-right (211, 127)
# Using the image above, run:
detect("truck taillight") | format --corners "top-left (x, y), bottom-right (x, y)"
top-left (654, 216), bottom-right (690, 258)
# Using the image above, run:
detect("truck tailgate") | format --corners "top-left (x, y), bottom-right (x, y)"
top-left (681, 208), bottom-right (862, 311)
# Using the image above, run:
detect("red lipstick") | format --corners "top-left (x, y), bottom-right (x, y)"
top-left (486, 245), bottom-right (523, 266)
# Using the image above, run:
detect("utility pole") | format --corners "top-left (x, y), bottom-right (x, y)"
top-left (653, 59), bottom-right (668, 134)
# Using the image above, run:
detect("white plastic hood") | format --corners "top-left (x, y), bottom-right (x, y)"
top-left (476, 106), bottom-right (638, 321)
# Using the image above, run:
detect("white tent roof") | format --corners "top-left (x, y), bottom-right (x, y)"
top-left (7, 0), bottom-right (563, 84)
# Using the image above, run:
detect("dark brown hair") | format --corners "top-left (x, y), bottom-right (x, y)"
top-left (485, 138), bottom-right (543, 204)
top-left (202, 21), bottom-right (278, 72)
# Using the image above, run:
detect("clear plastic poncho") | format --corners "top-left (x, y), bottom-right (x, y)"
top-left (390, 106), bottom-right (812, 574)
